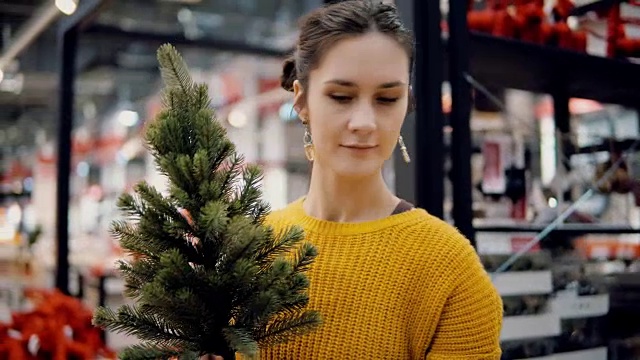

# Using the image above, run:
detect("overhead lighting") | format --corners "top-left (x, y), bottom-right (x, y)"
top-left (228, 108), bottom-right (248, 128)
top-left (55, 0), bottom-right (78, 15)
top-left (113, 89), bottom-right (139, 127)
top-left (117, 109), bottom-right (139, 127)
top-left (0, 73), bottom-right (24, 94)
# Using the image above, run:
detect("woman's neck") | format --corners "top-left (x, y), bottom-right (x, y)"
top-left (303, 166), bottom-right (399, 223)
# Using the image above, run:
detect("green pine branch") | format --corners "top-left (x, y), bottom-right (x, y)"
top-left (119, 343), bottom-right (199, 360)
top-left (92, 43), bottom-right (322, 359)
top-left (94, 306), bottom-right (190, 344)
top-left (254, 310), bottom-right (323, 346)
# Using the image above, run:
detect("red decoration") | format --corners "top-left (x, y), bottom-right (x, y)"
top-left (554, 0), bottom-right (640, 58)
top-left (514, 0), bottom-right (547, 44)
top-left (467, 0), bottom-right (587, 52)
top-left (467, 0), bottom-right (503, 35)
top-left (608, 3), bottom-right (640, 58)
top-left (0, 289), bottom-right (116, 360)
top-left (551, 0), bottom-right (588, 52)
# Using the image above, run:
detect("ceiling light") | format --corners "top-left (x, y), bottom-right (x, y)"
top-left (55, 0), bottom-right (78, 15)
top-left (117, 110), bottom-right (139, 127)
top-left (0, 73), bottom-right (23, 94)
top-left (228, 108), bottom-right (248, 128)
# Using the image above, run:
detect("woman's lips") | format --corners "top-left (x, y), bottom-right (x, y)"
top-left (341, 144), bottom-right (377, 149)
top-left (340, 144), bottom-right (378, 153)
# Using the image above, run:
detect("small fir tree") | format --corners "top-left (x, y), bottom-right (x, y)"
top-left (93, 44), bottom-right (321, 360)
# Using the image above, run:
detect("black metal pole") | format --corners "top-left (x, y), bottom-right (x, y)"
top-left (552, 89), bottom-right (572, 202)
top-left (55, 26), bottom-right (77, 295)
top-left (393, 0), bottom-right (445, 214)
top-left (413, 0), bottom-right (445, 218)
top-left (55, 0), bottom-right (107, 295)
top-left (448, 0), bottom-right (476, 244)
top-left (393, 0), bottom-right (417, 204)
top-left (553, 90), bottom-right (571, 150)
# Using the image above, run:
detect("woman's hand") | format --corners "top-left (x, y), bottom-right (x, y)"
top-left (199, 355), bottom-right (224, 360)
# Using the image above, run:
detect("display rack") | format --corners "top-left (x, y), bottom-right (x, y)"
top-left (458, 32), bottom-right (640, 108)
top-left (475, 224), bottom-right (640, 235)
top-left (395, 0), bottom-right (640, 244)
top-left (492, 262), bottom-right (560, 342)
top-left (447, 31), bottom-right (640, 241)
top-left (479, 234), bottom-right (611, 359)
top-left (411, 0), bottom-right (640, 358)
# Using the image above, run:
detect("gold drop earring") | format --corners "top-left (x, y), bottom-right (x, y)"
top-left (398, 135), bottom-right (410, 163)
top-left (302, 117), bottom-right (315, 162)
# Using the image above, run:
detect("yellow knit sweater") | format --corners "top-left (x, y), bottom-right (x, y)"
top-left (249, 198), bottom-right (503, 359)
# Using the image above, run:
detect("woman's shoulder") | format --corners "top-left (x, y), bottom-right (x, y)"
top-left (398, 209), bottom-right (474, 252)
top-left (402, 211), bottom-right (493, 296)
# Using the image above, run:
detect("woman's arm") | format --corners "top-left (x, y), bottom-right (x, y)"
top-left (425, 243), bottom-right (503, 360)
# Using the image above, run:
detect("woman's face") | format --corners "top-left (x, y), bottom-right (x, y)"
top-left (294, 31), bottom-right (410, 179)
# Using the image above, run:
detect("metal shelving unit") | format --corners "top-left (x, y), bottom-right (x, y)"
top-left (404, 0), bottom-right (640, 243)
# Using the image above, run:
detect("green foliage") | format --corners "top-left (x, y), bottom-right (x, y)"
top-left (93, 44), bottom-right (321, 359)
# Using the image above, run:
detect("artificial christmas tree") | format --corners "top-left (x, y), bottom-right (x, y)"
top-left (93, 44), bottom-right (321, 360)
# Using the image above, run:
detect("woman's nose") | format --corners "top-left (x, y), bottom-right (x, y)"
top-left (347, 102), bottom-right (376, 132)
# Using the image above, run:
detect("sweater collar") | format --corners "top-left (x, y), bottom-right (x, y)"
top-left (284, 197), bottom-right (426, 236)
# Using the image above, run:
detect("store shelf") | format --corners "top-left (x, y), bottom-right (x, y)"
top-left (461, 32), bottom-right (640, 107)
top-left (570, 0), bottom-right (622, 16)
top-left (550, 290), bottom-right (610, 319)
top-left (517, 347), bottom-right (608, 360)
top-left (477, 232), bottom-right (544, 254)
top-left (575, 138), bottom-right (640, 155)
top-left (501, 313), bottom-right (562, 341)
top-left (491, 270), bottom-right (554, 296)
top-left (475, 223), bottom-right (640, 235)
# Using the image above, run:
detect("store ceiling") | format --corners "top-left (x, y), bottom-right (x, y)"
top-left (95, 0), bottom-right (306, 47)
top-left (0, 0), bottom-right (45, 30)
top-left (0, 0), bottom-right (314, 149)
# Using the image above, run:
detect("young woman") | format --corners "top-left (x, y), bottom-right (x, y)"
top-left (237, 1), bottom-right (503, 359)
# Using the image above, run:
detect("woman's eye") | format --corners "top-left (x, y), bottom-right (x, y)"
top-left (329, 95), bottom-right (352, 103)
top-left (378, 97), bottom-right (398, 104)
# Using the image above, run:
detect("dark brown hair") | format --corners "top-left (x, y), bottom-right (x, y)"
top-left (280, 0), bottom-right (414, 93)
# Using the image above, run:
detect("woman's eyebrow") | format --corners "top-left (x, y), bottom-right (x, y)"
top-left (378, 81), bottom-right (406, 89)
top-left (323, 79), bottom-right (406, 88)
top-left (324, 79), bottom-right (356, 87)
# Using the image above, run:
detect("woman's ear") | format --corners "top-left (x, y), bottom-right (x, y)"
top-left (293, 80), bottom-right (303, 98)
top-left (293, 80), bottom-right (308, 122)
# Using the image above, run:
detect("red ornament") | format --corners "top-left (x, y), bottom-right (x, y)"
top-left (0, 289), bottom-right (116, 360)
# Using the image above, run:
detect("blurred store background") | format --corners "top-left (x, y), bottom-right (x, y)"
top-left (2, 0), bottom-right (640, 358)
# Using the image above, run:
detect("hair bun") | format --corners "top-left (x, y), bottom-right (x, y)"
top-left (281, 56), bottom-right (297, 92)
